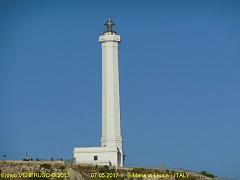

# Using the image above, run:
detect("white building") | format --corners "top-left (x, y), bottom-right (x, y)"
top-left (73, 19), bottom-right (124, 167)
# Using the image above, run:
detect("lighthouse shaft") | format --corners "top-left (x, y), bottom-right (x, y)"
top-left (99, 32), bottom-right (122, 150)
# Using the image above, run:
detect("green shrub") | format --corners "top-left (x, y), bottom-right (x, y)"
top-left (59, 165), bottom-right (65, 171)
top-left (130, 168), bottom-right (145, 174)
top-left (200, 171), bottom-right (215, 178)
top-left (40, 164), bottom-right (51, 169)
top-left (98, 165), bottom-right (110, 173)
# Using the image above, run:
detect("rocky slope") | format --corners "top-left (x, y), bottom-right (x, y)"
top-left (0, 161), bottom-right (215, 180)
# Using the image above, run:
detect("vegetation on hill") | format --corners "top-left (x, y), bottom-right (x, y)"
top-left (0, 161), bottom-right (215, 180)
top-left (200, 171), bottom-right (215, 178)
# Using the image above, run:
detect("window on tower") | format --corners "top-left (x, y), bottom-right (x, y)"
top-left (94, 156), bottom-right (98, 161)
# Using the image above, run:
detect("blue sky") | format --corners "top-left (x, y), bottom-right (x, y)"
top-left (0, 0), bottom-right (240, 179)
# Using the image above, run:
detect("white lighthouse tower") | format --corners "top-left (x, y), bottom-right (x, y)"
top-left (100, 19), bottom-right (122, 150)
top-left (73, 19), bottom-right (124, 167)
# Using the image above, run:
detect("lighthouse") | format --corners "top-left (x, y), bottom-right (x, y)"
top-left (99, 19), bottom-right (122, 150)
top-left (73, 19), bottom-right (124, 167)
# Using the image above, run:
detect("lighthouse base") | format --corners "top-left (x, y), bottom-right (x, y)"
top-left (73, 147), bottom-right (124, 167)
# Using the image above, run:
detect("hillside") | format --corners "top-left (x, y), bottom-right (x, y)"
top-left (0, 161), bottom-right (215, 180)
